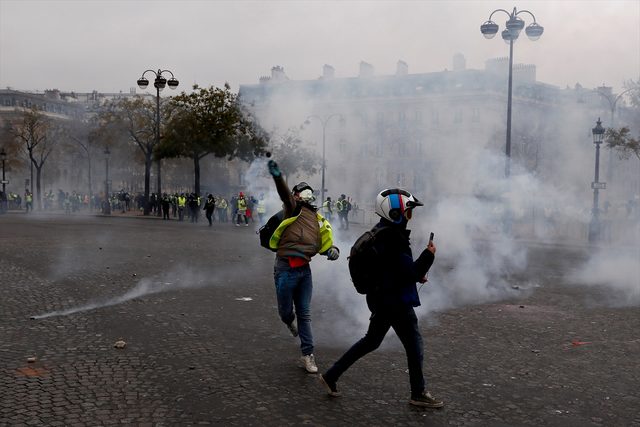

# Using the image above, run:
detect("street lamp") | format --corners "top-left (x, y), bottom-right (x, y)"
top-left (136, 69), bottom-right (179, 216)
top-left (1, 148), bottom-right (7, 213)
top-left (481, 7), bottom-right (543, 178)
top-left (588, 118), bottom-right (606, 243)
top-left (304, 114), bottom-right (345, 203)
top-left (104, 146), bottom-right (111, 215)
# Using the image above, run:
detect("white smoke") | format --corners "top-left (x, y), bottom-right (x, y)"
top-left (33, 267), bottom-right (215, 319)
top-left (568, 245), bottom-right (640, 306)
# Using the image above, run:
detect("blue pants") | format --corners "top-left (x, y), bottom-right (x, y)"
top-left (274, 262), bottom-right (314, 356)
top-left (324, 304), bottom-right (425, 397)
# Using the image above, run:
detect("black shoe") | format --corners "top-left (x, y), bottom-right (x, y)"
top-left (409, 391), bottom-right (444, 408)
top-left (319, 374), bottom-right (341, 397)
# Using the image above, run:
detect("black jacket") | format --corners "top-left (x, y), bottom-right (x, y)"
top-left (366, 218), bottom-right (434, 309)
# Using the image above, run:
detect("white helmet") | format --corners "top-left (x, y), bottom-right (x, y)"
top-left (375, 188), bottom-right (423, 224)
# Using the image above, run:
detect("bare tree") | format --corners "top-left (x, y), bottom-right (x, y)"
top-left (10, 108), bottom-right (63, 209)
top-left (99, 97), bottom-right (163, 215)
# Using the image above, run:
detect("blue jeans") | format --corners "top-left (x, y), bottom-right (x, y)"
top-left (274, 261), bottom-right (314, 356)
top-left (324, 304), bottom-right (425, 397)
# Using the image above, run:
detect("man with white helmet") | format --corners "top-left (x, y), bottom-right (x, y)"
top-left (267, 159), bottom-right (340, 374)
top-left (319, 188), bottom-right (443, 408)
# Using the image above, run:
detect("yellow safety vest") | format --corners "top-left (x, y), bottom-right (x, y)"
top-left (178, 196), bottom-right (186, 207)
top-left (269, 211), bottom-right (333, 254)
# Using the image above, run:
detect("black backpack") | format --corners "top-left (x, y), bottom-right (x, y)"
top-left (348, 226), bottom-right (388, 294)
top-left (257, 210), bottom-right (284, 252)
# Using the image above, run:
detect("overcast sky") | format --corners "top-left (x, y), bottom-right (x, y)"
top-left (1, 0), bottom-right (639, 95)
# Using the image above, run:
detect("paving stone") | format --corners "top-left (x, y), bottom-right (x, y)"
top-left (0, 213), bottom-right (638, 426)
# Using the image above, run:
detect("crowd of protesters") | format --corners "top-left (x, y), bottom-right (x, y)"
top-left (1, 188), bottom-right (361, 224)
top-left (0, 187), bottom-right (276, 224)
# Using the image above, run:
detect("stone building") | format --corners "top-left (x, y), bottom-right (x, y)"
top-left (239, 56), bottom-right (638, 236)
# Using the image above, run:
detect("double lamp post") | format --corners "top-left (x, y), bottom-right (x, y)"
top-left (480, 7), bottom-right (544, 178)
top-left (136, 69), bottom-right (179, 215)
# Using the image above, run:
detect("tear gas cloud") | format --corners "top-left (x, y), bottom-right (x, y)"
top-left (568, 248), bottom-right (640, 307)
top-left (244, 80), bottom-right (640, 340)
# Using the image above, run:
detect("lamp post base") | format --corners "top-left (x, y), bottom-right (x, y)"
top-left (588, 219), bottom-right (600, 243)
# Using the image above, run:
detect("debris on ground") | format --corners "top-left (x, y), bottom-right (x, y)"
top-left (114, 339), bottom-right (127, 349)
top-left (235, 297), bottom-right (253, 301)
top-left (27, 356), bottom-right (37, 363)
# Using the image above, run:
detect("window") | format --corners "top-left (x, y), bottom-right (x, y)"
top-left (398, 142), bottom-right (407, 156)
top-left (376, 170), bottom-right (385, 188)
top-left (338, 138), bottom-right (347, 154)
top-left (375, 140), bottom-right (383, 157)
top-left (413, 172), bottom-right (423, 189)
top-left (454, 110), bottom-right (463, 124)
top-left (431, 110), bottom-right (439, 128)
top-left (472, 108), bottom-right (480, 123)
top-left (414, 110), bottom-right (422, 123)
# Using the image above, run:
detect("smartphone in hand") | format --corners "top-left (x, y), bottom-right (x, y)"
top-left (429, 232), bottom-right (434, 242)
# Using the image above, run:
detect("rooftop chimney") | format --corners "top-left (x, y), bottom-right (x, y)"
top-left (271, 66), bottom-right (287, 82)
top-left (322, 64), bottom-right (335, 80)
top-left (453, 53), bottom-right (466, 71)
top-left (396, 60), bottom-right (408, 76)
top-left (359, 61), bottom-right (374, 78)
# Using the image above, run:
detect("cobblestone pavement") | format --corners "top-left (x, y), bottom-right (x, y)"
top-left (1, 212), bottom-right (639, 426)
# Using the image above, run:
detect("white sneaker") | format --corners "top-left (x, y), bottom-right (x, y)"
top-left (301, 354), bottom-right (318, 373)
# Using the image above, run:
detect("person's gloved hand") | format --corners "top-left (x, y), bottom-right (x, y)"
top-left (326, 246), bottom-right (340, 260)
top-left (268, 160), bottom-right (281, 177)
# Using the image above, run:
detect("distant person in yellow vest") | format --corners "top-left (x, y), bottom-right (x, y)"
top-left (217, 197), bottom-right (228, 222)
top-left (256, 194), bottom-right (267, 224)
top-left (177, 193), bottom-right (187, 221)
top-left (24, 190), bottom-right (33, 213)
top-left (236, 192), bottom-right (249, 226)
top-left (322, 196), bottom-right (333, 222)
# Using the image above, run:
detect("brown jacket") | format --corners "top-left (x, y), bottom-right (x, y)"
top-left (273, 175), bottom-right (321, 261)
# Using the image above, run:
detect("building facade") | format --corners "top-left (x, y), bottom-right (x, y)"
top-left (239, 56), bottom-right (639, 237)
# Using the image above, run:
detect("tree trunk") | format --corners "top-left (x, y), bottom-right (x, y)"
top-left (35, 165), bottom-right (42, 210)
top-left (87, 156), bottom-right (92, 210)
top-left (143, 153), bottom-right (152, 216)
top-left (194, 154), bottom-right (201, 196)
top-left (156, 159), bottom-right (162, 217)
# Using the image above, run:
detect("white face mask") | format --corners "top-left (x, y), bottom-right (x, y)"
top-left (298, 189), bottom-right (315, 202)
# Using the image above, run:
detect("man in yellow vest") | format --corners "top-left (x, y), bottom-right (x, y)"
top-left (256, 194), bottom-right (267, 224)
top-left (217, 196), bottom-right (228, 222)
top-left (25, 190), bottom-right (33, 213)
top-left (322, 196), bottom-right (333, 222)
top-left (177, 193), bottom-right (187, 221)
top-left (236, 192), bottom-right (248, 226)
top-left (267, 159), bottom-right (340, 374)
